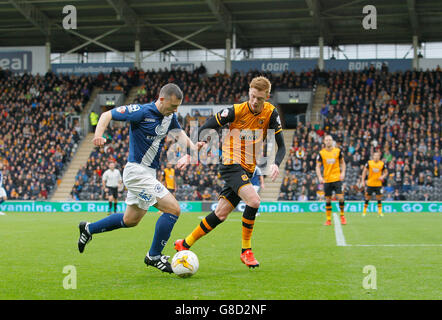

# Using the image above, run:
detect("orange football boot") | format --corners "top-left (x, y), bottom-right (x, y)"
top-left (174, 239), bottom-right (189, 251)
top-left (240, 249), bottom-right (259, 268)
top-left (340, 215), bottom-right (347, 225)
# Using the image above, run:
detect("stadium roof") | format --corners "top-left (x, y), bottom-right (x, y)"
top-left (1, 0), bottom-right (442, 53)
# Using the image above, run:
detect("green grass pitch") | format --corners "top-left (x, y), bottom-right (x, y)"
top-left (0, 211), bottom-right (441, 300)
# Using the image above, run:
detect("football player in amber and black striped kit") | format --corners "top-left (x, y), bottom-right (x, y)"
top-left (174, 76), bottom-right (286, 268)
top-left (316, 135), bottom-right (347, 226)
top-left (361, 151), bottom-right (388, 217)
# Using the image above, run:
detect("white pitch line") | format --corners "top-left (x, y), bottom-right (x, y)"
top-left (332, 213), bottom-right (347, 246)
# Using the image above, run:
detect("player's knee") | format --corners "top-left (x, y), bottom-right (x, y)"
top-left (215, 211), bottom-right (228, 221)
top-left (168, 202), bottom-right (181, 217)
top-left (123, 216), bottom-right (140, 227)
top-left (246, 195), bottom-right (261, 209)
top-left (215, 206), bottom-right (231, 221)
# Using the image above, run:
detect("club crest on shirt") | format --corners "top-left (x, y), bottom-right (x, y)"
top-left (116, 106), bottom-right (126, 114)
top-left (154, 183), bottom-right (164, 193)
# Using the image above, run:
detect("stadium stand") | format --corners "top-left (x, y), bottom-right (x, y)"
top-left (1, 65), bottom-right (440, 202)
top-left (0, 69), bottom-right (93, 200)
top-left (67, 66), bottom-right (442, 202)
top-left (279, 67), bottom-right (442, 201)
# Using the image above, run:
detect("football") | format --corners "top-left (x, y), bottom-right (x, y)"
top-left (171, 250), bottom-right (199, 278)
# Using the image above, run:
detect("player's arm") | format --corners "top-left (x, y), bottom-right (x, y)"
top-left (118, 171), bottom-right (123, 189)
top-left (269, 109), bottom-right (286, 181)
top-left (339, 149), bottom-right (346, 181)
top-left (93, 104), bottom-right (144, 146)
top-left (177, 107), bottom-right (235, 169)
top-left (198, 107), bottom-right (235, 140)
top-left (380, 167), bottom-right (388, 182)
top-left (316, 154), bottom-right (324, 183)
top-left (102, 172), bottom-right (107, 190)
top-left (175, 129), bottom-right (206, 169)
top-left (93, 111), bottom-right (112, 146)
top-left (270, 131), bottom-right (286, 181)
top-left (177, 129), bottom-right (205, 152)
top-left (361, 164), bottom-right (368, 186)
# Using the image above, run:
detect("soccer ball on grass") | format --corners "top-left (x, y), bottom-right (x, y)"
top-left (171, 250), bottom-right (199, 278)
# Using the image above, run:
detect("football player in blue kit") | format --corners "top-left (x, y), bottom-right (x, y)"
top-left (77, 83), bottom-right (200, 274)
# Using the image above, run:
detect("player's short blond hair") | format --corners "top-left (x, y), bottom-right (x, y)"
top-left (250, 76), bottom-right (271, 95)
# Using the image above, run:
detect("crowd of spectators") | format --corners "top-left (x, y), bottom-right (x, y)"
top-left (279, 66), bottom-right (442, 201)
top-left (0, 68), bottom-right (93, 200)
top-left (95, 68), bottom-right (142, 95)
top-left (133, 68), bottom-right (318, 105)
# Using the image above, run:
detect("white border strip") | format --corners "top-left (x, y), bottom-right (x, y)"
top-left (333, 213), bottom-right (347, 246)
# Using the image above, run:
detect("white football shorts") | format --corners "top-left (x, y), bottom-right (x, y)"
top-left (0, 187), bottom-right (6, 198)
top-left (123, 162), bottom-right (169, 210)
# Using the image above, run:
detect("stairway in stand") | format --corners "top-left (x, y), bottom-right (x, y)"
top-left (310, 84), bottom-right (327, 126)
top-left (259, 129), bottom-right (294, 201)
top-left (125, 85), bottom-right (143, 105)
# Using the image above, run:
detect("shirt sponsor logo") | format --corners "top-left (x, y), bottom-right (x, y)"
top-left (127, 104), bottom-right (140, 113)
top-left (143, 118), bottom-right (156, 122)
top-left (326, 158), bottom-right (336, 164)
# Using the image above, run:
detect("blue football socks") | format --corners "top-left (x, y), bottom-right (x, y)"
top-left (148, 213), bottom-right (178, 258)
top-left (87, 213), bottom-right (127, 234)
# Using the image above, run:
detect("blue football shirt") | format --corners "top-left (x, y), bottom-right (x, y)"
top-left (111, 102), bottom-right (181, 169)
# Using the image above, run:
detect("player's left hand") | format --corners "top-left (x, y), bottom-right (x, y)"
top-left (270, 164), bottom-right (279, 182)
top-left (176, 154), bottom-right (191, 170)
top-left (196, 141), bottom-right (206, 150)
top-left (93, 136), bottom-right (106, 146)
